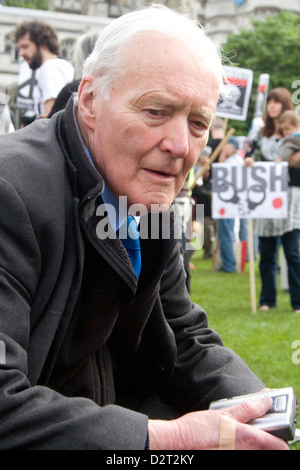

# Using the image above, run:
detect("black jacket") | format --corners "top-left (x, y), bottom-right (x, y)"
top-left (0, 98), bottom-right (264, 449)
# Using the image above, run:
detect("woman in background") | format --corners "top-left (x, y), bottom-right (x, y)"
top-left (247, 87), bottom-right (300, 314)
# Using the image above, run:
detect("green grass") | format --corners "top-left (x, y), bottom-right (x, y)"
top-left (189, 248), bottom-right (300, 449)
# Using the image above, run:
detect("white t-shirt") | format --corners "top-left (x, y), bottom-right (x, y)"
top-left (37, 57), bottom-right (74, 114)
top-left (16, 58), bottom-right (74, 117)
top-left (16, 60), bottom-right (42, 116)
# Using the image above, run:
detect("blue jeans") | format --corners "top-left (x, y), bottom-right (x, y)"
top-left (259, 230), bottom-right (300, 310)
top-left (218, 219), bottom-right (235, 272)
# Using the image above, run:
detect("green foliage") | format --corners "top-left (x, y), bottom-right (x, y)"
top-left (4, 0), bottom-right (49, 10)
top-left (190, 248), bottom-right (300, 449)
top-left (221, 11), bottom-right (300, 135)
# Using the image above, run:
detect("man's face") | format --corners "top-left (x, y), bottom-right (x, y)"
top-left (17, 33), bottom-right (43, 70)
top-left (80, 33), bottom-right (220, 211)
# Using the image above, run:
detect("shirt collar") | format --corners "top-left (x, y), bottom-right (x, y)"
top-left (85, 145), bottom-right (139, 232)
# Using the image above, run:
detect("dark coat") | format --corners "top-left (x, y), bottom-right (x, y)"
top-left (0, 98), bottom-right (264, 449)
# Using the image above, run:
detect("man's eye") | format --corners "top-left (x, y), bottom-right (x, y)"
top-left (193, 120), bottom-right (206, 129)
top-left (147, 109), bottom-right (163, 116)
top-left (191, 120), bottom-right (208, 134)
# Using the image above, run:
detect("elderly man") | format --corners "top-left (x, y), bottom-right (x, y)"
top-left (0, 5), bottom-right (288, 450)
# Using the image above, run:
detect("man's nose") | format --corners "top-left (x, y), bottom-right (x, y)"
top-left (160, 119), bottom-right (189, 158)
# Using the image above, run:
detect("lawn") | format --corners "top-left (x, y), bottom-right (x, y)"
top-left (189, 248), bottom-right (300, 450)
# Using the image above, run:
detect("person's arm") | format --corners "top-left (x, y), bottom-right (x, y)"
top-left (0, 168), bottom-right (148, 450)
top-left (38, 60), bottom-right (74, 118)
top-left (39, 98), bottom-right (55, 118)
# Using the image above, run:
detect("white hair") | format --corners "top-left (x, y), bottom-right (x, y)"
top-left (82, 3), bottom-right (225, 100)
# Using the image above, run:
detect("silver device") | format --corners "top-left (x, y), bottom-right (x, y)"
top-left (209, 387), bottom-right (298, 441)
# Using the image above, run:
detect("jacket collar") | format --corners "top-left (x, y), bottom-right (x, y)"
top-left (59, 96), bottom-right (104, 202)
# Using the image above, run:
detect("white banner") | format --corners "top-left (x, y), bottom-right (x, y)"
top-left (212, 162), bottom-right (289, 219)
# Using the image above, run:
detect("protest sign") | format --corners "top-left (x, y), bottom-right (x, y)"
top-left (212, 161), bottom-right (288, 313)
top-left (212, 161), bottom-right (288, 219)
top-left (216, 65), bottom-right (253, 121)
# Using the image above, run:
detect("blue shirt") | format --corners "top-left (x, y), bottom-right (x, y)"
top-left (85, 145), bottom-right (139, 231)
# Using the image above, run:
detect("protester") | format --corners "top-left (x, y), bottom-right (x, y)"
top-left (246, 87), bottom-right (300, 314)
top-left (175, 170), bottom-right (195, 293)
top-left (15, 60), bottom-right (41, 127)
top-left (276, 110), bottom-right (300, 300)
top-left (0, 5), bottom-right (287, 450)
top-left (13, 20), bottom-right (74, 118)
top-left (192, 146), bottom-right (214, 259)
top-left (277, 110), bottom-right (300, 169)
top-left (192, 118), bottom-right (227, 259)
top-left (48, 31), bottom-right (98, 117)
top-left (215, 137), bottom-right (246, 272)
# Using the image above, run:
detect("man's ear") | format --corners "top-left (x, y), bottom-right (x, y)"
top-left (77, 75), bottom-right (97, 130)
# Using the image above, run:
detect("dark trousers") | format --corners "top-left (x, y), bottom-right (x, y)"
top-left (259, 230), bottom-right (300, 310)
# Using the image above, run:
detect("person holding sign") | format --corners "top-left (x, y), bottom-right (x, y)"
top-left (217, 136), bottom-right (246, 272)
top-left (246, 88), bottom-right (300, 314)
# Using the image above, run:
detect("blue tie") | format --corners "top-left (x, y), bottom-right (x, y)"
top-left (119, 216), bottom-right (141, 277)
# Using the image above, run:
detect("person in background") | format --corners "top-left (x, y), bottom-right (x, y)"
top-left (276, 110), bottom-right (300, 302)
top-left (246, 88), bottom-right (300, 314)
top-left (277, 110), bottom-right (300, 169)
top-left (175, 170), bottom-right (195, 293)
top-left (192, 146), bottom-right (215, 259)
top-left (192, 118), bottom-right (227, 259)
top-left (15, 60), bottom-right (41, 127)
top-left (0, 87), bottom-right (14, 135)
top-left (208, 117), bottom-right (227, 154)
top-left (216, 137), bottom-right (245, 272)
top-left (0, 5), bottom-right (287, 450)
top-left (48, 31), bottom-right (98, 117)
top-left (13, 20), bottom-right (74, 118)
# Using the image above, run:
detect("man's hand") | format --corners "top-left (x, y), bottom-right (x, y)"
top-left (148, 397), bottom-right (289, 450)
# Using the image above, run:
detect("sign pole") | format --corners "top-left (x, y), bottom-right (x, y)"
top-left (248, 218), bottom-right (256, 313)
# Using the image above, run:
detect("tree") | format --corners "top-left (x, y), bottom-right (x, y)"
top-left (221, 11), bottom-right (300, 135)
top-left (4, 0), bottom-right (49, 9)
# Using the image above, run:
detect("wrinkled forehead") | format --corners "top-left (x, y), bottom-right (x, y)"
top-left (122, 31), bottom-right (223, 87)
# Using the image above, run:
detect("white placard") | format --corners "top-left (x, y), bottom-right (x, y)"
top-left (216, 66), bottom-right (253, 121)
top-left (212, 162), bottom-right (289, 219)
